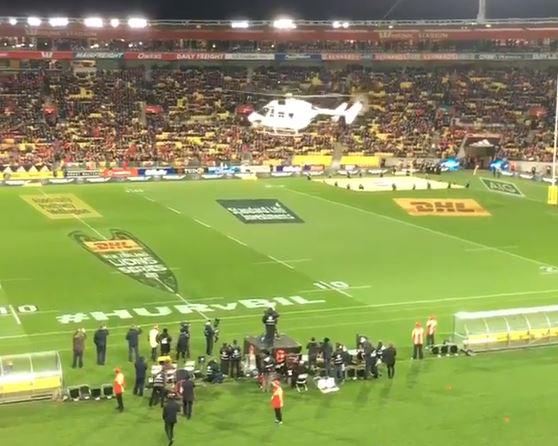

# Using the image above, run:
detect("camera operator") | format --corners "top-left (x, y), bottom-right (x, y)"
top-left (262, 307), bottom-right (279, 346)
top-left (176, 323), bottom-right (190, 361)
top-left (205, 359), bottom-right (224, 384)
top-left (204, 321), bottom-right (215, 356)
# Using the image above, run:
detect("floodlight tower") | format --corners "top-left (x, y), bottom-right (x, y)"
top-left (477, 0), bottom-right (486, 22)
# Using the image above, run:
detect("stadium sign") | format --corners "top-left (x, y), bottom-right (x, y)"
top-left (74, 51), bottom-right (124, 59)
top-left (218, 199), bottom-right (304, 224)
top-left (55, 295), bottom-right (326, 324)
top-left (394, 199), bottom-right (491, 216)
top-left (71, 229), bottom-right (179, 293)
top-left (480, 178), bottom-right (523, 197)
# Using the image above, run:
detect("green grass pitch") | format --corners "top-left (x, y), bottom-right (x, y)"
top-left (1, 172), bottom-right (558, 446)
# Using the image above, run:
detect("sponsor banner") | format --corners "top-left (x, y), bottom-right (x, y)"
top-left (280, 166), bottom-right (302, 173)
top-left (71, 229), bottom-right (178, 293)
top-left (138, 167), bottom-right (176, 176)
top-left (163, 174), bottom-right (186, 181)
top-left (66, 169), bottom-right (102, 178)
top-left (55, 295), bottom-right (325, 324)
top-left (202, 174), bottom-right (225, 179)
top-left (22, 193), bottom-right (101, 219)
top-left (124, 52), bottom-right (166, 61)
top-left (49, 178), bottom-right (75, 185)
top-left (218, 199), bottom-right (304, 224)
top-left (102, 168), bottom-right (138, 178)
top-left (519, 174), bottom-right (534, 180)
top-left (306, 171), bottom-right (325, 176)
top-left (184, 168), bottom-right (202, 175)
top-left (239, 165), bottom-right (271, 174)
top-left (4, 180), bottom-right (27, 186)
top-left (271, 172), bottom-right (294, 177)
top-left (322, 53), bottom-right (362, 61)
top-left (480, 178), bottom-right (523, 197)
top-left (74, 51), bottom-right (124, 59)
top-left (275, 53), bottom-right (322, 62)
top-left (128, 176), bottom-right (151, 182)
top-left (175, 52), bottom-right (226, 60)
top-left (224, 53), bottom-right (275, 61)
top-left (7, 171), bottom-right (55, 180)
top-left (86, 178), bottom-right (111, 183)
top-left (0, 50), bottom-right (73, 60)
top-left (372, 52), bottom-right (458, 61)
top-left (394, 199), bottom-right (490, 217)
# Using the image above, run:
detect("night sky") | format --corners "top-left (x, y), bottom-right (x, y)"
top-left (3, 0), bottom-right (558, 20)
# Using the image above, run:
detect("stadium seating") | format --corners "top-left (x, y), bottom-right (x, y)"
top-left (0, 66), bottom-right (555, 169)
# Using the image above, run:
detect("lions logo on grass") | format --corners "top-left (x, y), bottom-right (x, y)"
top-left (71, 229), bottom-right (178, 293)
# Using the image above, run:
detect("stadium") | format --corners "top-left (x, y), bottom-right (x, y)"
top-left (2, 0), bottom-right (558, 444)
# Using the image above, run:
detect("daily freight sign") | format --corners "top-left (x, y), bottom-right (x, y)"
top-left (218, 199), bottom-right (304, 224)
top-left (480, 178), bottom-right (523, 197)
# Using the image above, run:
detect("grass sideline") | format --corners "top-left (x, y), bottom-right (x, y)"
top-left (1, 171), bottom-right (558, 445)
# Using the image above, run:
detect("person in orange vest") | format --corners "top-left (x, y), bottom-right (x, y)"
top-left (411, 322), bottom-right (424, 360)
top-left (114, 367), bottom-right (125, 412)
top-left (270, 379), bottom-right (284, 425)
top-left (426, 315), bottom-right (438, 348)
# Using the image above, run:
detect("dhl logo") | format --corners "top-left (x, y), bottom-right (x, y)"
top-left (84, 239), bottom-right (141, 252)
top-left (394, 199), bottom-right (490, 217)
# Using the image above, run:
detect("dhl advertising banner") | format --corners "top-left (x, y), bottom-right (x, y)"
top-left (394, 199), bottom-right (491, 217)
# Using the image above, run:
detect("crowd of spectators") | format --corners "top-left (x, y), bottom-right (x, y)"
top-left (0, 65), bottom-right (556, 169)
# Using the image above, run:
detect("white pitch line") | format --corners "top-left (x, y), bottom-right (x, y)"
top-left (144, 196), bottom-right (156, 202)
top-left (255, 258), bottom-right (311, 265)
top-left (267, 255), bottom-right (294, 270)
top-left (4, 287), bottom-right (558, 341)
top-left (8, 305), bottom-right (21, 325)
top-left (194, 218), bottom-right (211, 228)
top-left (227, 235), bottom-right (247, 247)
top-left (288, 188), bottom-right (558, 270)
top-left (298, 285), bottom-right (372, 294)
top-left (167, 207), bottom-right (181, 214)
top-left (466, 245), bottom-right (519, 252)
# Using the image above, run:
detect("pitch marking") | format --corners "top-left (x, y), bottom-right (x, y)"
top-left (194, 218), bottom-right (211, 228)
top-left (288, 188), bottom-right (558, 270)
top-left (8, 305), bottom-right (21, 325)
top-left (167, 207), bottom-right (181, 214)
top-left (227, 235), bottom-right (248, 247)
top-left (255, 258), bottom-right (311, 265)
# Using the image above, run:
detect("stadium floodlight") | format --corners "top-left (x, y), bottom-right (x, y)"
top-left (8, 18), bottom-right (17, 26)
top-left (332, 21), bottom-right (349, 29)
top-left (273, 18), bottom-right (296, 30)
top-left (48, 17), bottom-right (69, 27)
top-left (84, 17), bottom-right (103, 28)
top-left (127, 17), bottom-right (147, 29)
top-left (231, 20), bottom-right (249, 29)
top-left (110, 18), bottom-right (120, 28)
top-left (27, 17), bottom-right (42, 27)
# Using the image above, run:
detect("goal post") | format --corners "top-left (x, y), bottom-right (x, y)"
top-left (0, 351), bottom-right (63, 404)
top-left (453, 305), bottom-right (558, 352)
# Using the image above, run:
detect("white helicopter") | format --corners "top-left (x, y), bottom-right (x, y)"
top-left (240, 93), bottom-right (364, 135)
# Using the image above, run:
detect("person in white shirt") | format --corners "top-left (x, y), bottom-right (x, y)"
top-left (149, 324), bottom-right (160, 361)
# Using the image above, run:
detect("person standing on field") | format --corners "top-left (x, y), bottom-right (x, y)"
top-left (270, 379), bottom-right (284, 425)
top-left (162, 393), bottom-right (181, 446)
top-left (149, 324), bottom-right (160, 361)
top-left (72, 328), bottom-right (86, 369)
top-left (159, 328), bottom-right (172, 356)
top-left (180, 374), bottom-right (195, 419)
top-left (133, 356), bottom-right (148, 396)
top-left (94, 325), bottom-right (109, 365)
top-left (412, 322), bottom-right (424, 360)
top-left (126, 325), bottom-right (142, 362)
top-left (383, 343), bottom-right (397, 379)
top-left (426, 315), bottom-right (438, 348)
top-left (114, 367), bottom-right (125, 412)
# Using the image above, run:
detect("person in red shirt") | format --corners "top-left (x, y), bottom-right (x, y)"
top-left (270, 379), bottom-right (284, 425)
top-left (114, 368), bottom-right (125, 412)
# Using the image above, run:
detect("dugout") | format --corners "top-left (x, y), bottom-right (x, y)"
top-left (453, 305), bottom-right (558, 352)
top-left (0, 351), bottom-right (63, 404)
